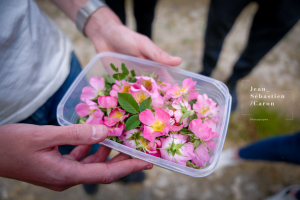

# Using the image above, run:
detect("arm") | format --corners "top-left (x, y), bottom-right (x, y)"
top-left (0, 124), bottom-right (152, 191)
top-left (50, 0), bottom-right (182, 66)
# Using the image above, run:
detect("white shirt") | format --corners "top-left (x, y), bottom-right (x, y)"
top-left (0, 0), bottom-right (73, 125)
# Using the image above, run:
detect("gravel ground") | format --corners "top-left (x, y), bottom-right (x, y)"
top-left (1, 0), bottom-right (300, 200)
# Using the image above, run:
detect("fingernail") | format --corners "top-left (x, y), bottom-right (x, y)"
top-left (92, 125), bottom-right (108, 139)
top-left (144, 164), bottom-right (153, 170)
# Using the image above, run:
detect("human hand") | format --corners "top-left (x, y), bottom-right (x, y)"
top-left (0, 124), bottom-right (153, 191)
top-left (85, 7), bottom-right (182, 66)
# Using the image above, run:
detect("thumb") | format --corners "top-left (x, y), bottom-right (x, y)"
top-left (42, 124), bottom-right (108, 147)
top-left (139, 36), bottom-right (182, 66)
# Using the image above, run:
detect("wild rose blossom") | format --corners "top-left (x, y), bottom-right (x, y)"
top-left (166, 78), bottom-right (196, 99)
top-left (129, 86), bottom-right (151, 104)
top-left (104, 108), bottom-right (129, 126)
top-left (98, 96), bottom-right (118, 109)
top-left (139, 108), bottom-right (170, 142)
top-left (194, 94), bottom-right (219, 121)
top-left (135, 76), bottom-right (159, 94)
top-left (75, 99), bottom-right (104, 124)
top-left (76, 66), bottom-right (221, 169)
top-left (80, 76), bottom-right (105, 102)
top-left (110, 80), bottom-right (134, 97)
top-left (189, 118), bottom-right (218, 142)
top-left (107, 123), bottom-right (125, 137)
top-left (160, 134), bottom-right (195, 165)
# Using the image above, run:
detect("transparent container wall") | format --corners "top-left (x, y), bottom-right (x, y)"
top-left (57, 52), bottom-right (231, 177)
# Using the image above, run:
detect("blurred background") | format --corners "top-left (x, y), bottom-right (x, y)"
top-left (1, 0), bottom-right (300, 199)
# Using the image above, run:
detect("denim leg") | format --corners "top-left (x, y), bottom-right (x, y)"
top-left (201, 0), bottom-right (250, 76)
top-left (239, 131), bottom-right (300, 164)
top-left (19, 52), bottom-right (82, 126)
top-left (228, 0), bottom-right (300, 83)
top-left (19, 52), bottom-right (100, 156)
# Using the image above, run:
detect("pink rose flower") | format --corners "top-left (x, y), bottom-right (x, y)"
top-left (129, 85), bottom-right (151, 104)
top-left (157, 81), bottom-right (172, 93)
top-left (119, 129), bottom-right (141, 149)
top-left (204, 119), bottom-right (217, 132)
top-left (160, 134), bottom-right (195, 166)
top-left (151, 92), bottom-right (165, 109)
top-left (135, 76), bottom-right (159, 94)
top-left (109, 80), bottom-right (133, 97)
top-left (166, 78), bottom-right (197, 99)
top-left (98, 96), bottom-right (118, 109)
top-left (80, 76), bottom-right (105, 102)
top-left (104, 108), bottom-right (129, 127)
top-left (192, 143), bottom-right (210, 167)
top-left (119, 129), bottom-right (161, 157)
top-left (193, 94), bottom-right (219, 119)
top-left (172, 97), bottom-right (192, 125)
top-left (75, 100), bottom-right (104, 124)
top-left (189, 118), bottom-right (218, 141)
top-left (108, 123), bottom-right (125, 137)
top-left (139, 108), bottom-right (170, 142)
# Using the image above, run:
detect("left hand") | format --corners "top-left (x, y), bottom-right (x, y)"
top-left (85, 7), bottom-right (182, 66)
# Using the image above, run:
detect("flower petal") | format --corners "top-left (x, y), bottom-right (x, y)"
top-left (75, 103), bottom-right (90, 117)
top-left (80, 86), bottom-right (97, 101)
top-left (139, 109), bottom-right (155, 126)
top-left (90, 76), bottom-right (105, 92)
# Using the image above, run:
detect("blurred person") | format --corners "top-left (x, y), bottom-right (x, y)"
top-left (106, 0), bottom-right (158, 39)
top-left (0, 0), bottom-right (182, 192)
top-left (216, 131), bottom-right (300, 200)
top-left (200, 0), bottom-right (300, 111)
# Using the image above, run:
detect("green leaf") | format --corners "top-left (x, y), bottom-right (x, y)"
top-left (130, 69), bottom-right (136, 77)
top-left (121, 63), bottom-right (129, 75)
top-left (186, 161), bottom-right (200, 169)
top-left (189, 113), bottom-right (198, 124)
top-left (103, 74), bottom-right (115, 84)
top-left (125, 115), bottom-right (141, 130)
top-left (139, 97), bottom-right (152, 112)
top-left (110, 63), bottom-right (119, 72)
top-left (180, 110), bottom-right (194, 123)
top-left (188, 99), bottom-right (197, 106)
top-left (128, 77), bottom-right (137, 83)
top-left (179, 128), bottom-right (191, 133)
top-left (118, 93), bottom-right (139, 114)
top-left (113, 73), bottom-right (126, 80)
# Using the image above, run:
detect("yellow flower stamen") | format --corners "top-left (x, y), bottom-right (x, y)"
top-left (135, 92), bottom-right (148, 104)
top-left (174, 87), bottom-right (186, 96)
top-left (121, 85), bottom-right (131, 93)
top-left (199, 106), bottom-right (210, 115)
top-left (143, 80), bottom-right (152, 91)
top-left (150, 118), bottom-right (167, 132)
top-left (111, 110), bottom-right (123, 119)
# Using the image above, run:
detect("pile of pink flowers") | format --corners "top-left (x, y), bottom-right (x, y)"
top-left (75, 63), bottom-right (219, 169)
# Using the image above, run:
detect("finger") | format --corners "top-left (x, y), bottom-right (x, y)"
top-left (106, 153), bottom-right (131, 164)
top-left (40, 124), bottom-right (108, 147)
top-left (139, 36), bottom-right (182, 66)
top-left (81, 145), bottom-right (111, 164)
top-left (72, 158), bottom-right (153, 184)
top-left (70, 145), bottom-right (91, 161)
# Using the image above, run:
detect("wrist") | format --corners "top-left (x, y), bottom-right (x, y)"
top-left (84, 6), bottom-right (123, 41)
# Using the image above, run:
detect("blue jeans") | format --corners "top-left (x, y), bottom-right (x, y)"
top-left (239, 131), bottom-right (300, 165)
top-left (19, 52), bottom-right (100, 155)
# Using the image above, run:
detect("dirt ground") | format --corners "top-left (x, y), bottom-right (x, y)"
top-left (1, 0), bottom-right (300, 200)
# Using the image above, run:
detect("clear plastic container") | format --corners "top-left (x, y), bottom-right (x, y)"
top-left (57, 52), bottom-right (231, 177)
